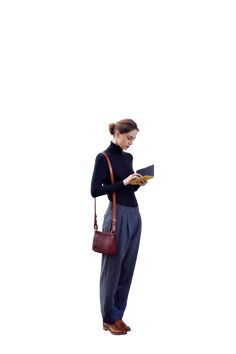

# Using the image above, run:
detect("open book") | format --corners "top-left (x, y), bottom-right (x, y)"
top-left (129, 164), bottom-right (154, 185)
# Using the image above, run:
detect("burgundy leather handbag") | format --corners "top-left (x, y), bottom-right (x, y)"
top-left (92, 152), bottom-right (117, 256)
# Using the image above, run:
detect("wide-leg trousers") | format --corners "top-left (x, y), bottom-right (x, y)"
top-left (100, 202), bottom-right (142, 323)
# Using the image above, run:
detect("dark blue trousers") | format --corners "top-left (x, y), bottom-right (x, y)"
top-left (100, 203), bottom-right (142, 323)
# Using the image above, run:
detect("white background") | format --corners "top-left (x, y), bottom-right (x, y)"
top-left (0, 1), bottom-right (236, 353)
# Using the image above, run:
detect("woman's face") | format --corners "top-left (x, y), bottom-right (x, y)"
top-left (114, 129), bottom-right (138, 150)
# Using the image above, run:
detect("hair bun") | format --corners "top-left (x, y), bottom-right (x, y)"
top-left (109, 123), bottom-right (116, 135)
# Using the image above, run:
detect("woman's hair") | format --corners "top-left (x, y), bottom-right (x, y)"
top-left (109, 118), bottom-right (139, 135)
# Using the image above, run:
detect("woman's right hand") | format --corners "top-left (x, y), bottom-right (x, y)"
top-left (123, 173), bottom-right (142, 186)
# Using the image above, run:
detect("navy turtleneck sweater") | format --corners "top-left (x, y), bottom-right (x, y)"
top-left (91, 142), bottom-right (140, 207)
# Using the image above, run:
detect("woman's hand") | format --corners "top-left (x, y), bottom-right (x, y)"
top-left (137, 179), bottom-right (148, 186)
top-left (123, 173), bottom-right (143, 186)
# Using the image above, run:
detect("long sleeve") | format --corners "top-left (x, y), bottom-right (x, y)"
top-left (91, 153), bottom-right (126, 198)
top-left (132, 184), bottom-right (140, 192)
top-left (90, 142), bottom-right (140, 207)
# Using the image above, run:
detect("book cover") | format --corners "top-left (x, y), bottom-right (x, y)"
top-left (129, 164), bottom-right (154, 185)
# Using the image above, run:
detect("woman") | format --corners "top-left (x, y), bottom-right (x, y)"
top-left (91, 118), bottom-right (147, 335)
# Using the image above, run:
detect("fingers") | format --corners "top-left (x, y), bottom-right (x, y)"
top-left (137, 179), bottom-right (148, 186)
top-left (130, 173), bottom-right (142, 180)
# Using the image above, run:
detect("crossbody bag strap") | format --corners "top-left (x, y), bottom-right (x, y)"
top-left (94, 152), bottom-right (117, 233)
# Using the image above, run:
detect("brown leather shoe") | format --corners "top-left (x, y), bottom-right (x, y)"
top-left (103, 322), bottom-right (127, 335)
top-left (115, 320), bottom-right (131, 332)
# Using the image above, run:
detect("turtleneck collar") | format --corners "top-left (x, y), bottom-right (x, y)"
top-left (107, 141), bottom-right (123, 154)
